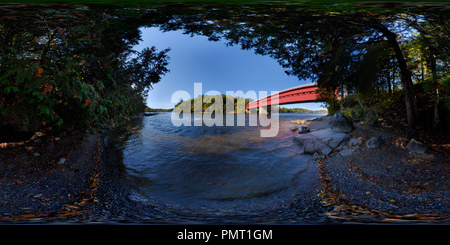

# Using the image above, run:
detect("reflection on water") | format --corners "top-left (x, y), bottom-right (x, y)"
top-left (109, 113), bottom-right (325, 212)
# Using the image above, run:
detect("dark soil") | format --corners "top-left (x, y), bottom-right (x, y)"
top-left (0, 128), bottom-right (101, 222)
top-left (318, 121), bottom-right (450, 222)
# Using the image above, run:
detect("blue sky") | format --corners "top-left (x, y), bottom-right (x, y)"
top-left (133, 27), bottom-right (326, 111)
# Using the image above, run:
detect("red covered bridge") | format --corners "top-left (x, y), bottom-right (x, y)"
top-left (246, 83), bottom-right (335, 110)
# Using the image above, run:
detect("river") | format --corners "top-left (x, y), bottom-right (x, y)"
top-left (108, 112), bottom-right (327, 217)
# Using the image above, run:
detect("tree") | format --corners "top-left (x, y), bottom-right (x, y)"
top-left (402, 9), bottom-right (450, 128)
top-left (149, 4), bottom-right (436, 128)
top-left (0, 6), bottom-right (170, 133)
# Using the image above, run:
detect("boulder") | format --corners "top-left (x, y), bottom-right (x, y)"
top-left (366, 137), bottom-right (383, 149)
top-left (293, 128), bottom-right (349, 155)
top-left (406, 138), bottom-right (427, 154)
top-left (314, 128), bottom-right (350, 149)
top-left (348, 138), bottom-right (362, 147)
top-left (293, 132), bottom-right (328, 154)
top-left (329, 113), bottom-right (354, 133)
top-left (290, 126), bottom-right (298, 132)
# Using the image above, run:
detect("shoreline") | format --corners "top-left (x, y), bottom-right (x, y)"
top-left (1, 114), bottom-right (450, 223)
top-left (293, 116), bottom-right (450, 222)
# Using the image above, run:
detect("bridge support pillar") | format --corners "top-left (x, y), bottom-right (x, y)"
top-left (259, 107), bottom-right (268, 115)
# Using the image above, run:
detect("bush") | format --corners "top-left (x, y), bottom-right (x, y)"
top-left (0, 8), bottom-right (170, 133)
top-left (325, 99), bottom-right (341, 116)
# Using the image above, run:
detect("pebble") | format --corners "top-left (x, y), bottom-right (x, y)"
top-left (32, 152), bottom-right (40, 157)
top-left (58, 157), bottom-right (66, 164)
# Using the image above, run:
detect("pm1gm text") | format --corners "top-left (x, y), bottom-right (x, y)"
top-left (221, 229), bottom-right (272, 240)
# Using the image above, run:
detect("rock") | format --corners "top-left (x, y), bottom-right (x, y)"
top-left (290, 120), bottom-right (306, 125)
top-left (321, 146), bottom-right (333, 156)
top-left (339, 148), bottom-right (355, 156)
top-left (336, 143), bottom-right (348, 151)
top-left (32, 152), bottom-right (40, 157)
top-left (33, 139), bottom-right (42, 145)
top-left (329, 113), bottom-right (354, 133)
top-left (58, 157), bottom-right (66, 164)
top-left (406, 138), bottom-right (427, 154)
top-left (314, 128), bottom-right (350, 149)
top-left (293, 133), bottom-right (327, 154)
top-left (290, 126), bottom-right (298, 131)
top-left (293, 128), bottom-right (350, 154)
top-left (366, 137), bottom-right (383, 149)
top-left (30, 131), bottom-right (45, 141)
top-left (298, 129), bottom-right (311, 134)
top-left (348, 138), bottom-right (362, 147)
top-left (312, 152), bottom-right (324, 159)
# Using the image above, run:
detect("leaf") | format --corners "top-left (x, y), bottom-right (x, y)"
top-left (5, 86), bottom-right (18, 94)
top-left (43, 84), bottom-right (53, 94)
top-left (57, 118), bottom-right (64, 127)
top-left (84, 99), bottom-right (90, 107)
top-left (33, 92), bottom-right (45, 101)
top-left (36, 67), bottom-right (44, 78)
top-left (12, 214), bottom-right (37, 219)
top-left (38, 105), bottom-right (50, 115)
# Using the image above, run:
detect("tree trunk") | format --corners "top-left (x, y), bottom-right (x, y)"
top-left (385, 30), bottom-right (419, 128)
top-left (393, 41), bottom-right (419, 128)
top-left (369, 21), bottom-right (420, 128)
top-left (431, 54), bottom-right (440, 127)
top-left (387, 67), bottom-right (392, 95)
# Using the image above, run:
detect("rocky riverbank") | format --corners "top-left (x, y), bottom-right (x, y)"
top-left (291, 115), bottom-right (450, 222)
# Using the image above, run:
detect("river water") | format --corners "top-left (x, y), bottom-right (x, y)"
top-left (109, 112), bottom-right (326, 217)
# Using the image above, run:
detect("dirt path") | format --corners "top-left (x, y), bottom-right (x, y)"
top-left (0, 130), bottom-right (101, 221)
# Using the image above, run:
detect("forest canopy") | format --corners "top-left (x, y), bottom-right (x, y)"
top-left (0, 6), bottom-right (170, 134)
top-left (143, 2), bottom-right (450, 129)
top-left (1, 2), bottom-right (450, 134)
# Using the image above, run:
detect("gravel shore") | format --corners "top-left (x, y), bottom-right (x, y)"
top-left (301, 116), bottom-right (450, 223)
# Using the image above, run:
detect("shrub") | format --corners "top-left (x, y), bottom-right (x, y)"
top-left (0, 7), bottom-right (170, 133)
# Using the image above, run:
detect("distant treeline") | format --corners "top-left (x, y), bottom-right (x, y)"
top-left (174, 94), bottom-right (252, 114)
top-left (145, 107), bottom-right (173, 112)
top-left (172, 95), bottom-right (327, 114)
top-left (277, 107), bottom-right (328, 113)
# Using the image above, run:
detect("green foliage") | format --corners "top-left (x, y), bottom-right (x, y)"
top-left (325, 99), bottom-right (340, 116)
top-left (278, 107), bottom-right (327, 113)
top-left (0, 7), bottom-right (170, 132)
top-left (173, 94), bottom-right (251, 114)
top-left (3, 3), bottom-right (450, 131)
